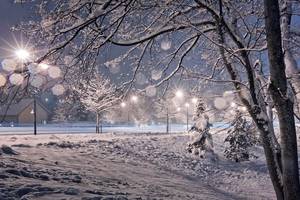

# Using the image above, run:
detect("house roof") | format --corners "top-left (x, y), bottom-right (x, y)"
top-left (0, 99), bottom-right (51, 116)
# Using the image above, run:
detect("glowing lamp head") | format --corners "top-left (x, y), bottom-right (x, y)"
top-left (15, 49), bottom-right (30, 60)
top-left (131, 95), bottom-right (138, 103)
top-left (185, 103), bottom-right (190, 107)
top-left (177, 107), bottom-right (181, 112)
top-left (192, 97), bottom-right (198, 104)
top-left (120, 102), bottom-right (126, 108)
top-left (175, 90), bottom-right (184, 98)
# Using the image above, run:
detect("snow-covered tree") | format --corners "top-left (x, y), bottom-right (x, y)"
top-left (187, 97), bottom-right (214, 158)
top-left (52, 90), bottom-right (90, 122)
top-left (224, 110), bottom-right (257, 162)
top-left (75, 73), bottom-right (118, 133)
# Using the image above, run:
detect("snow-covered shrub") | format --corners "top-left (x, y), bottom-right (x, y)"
top-left (187, 98), bottom-right (214, 158)
top-left (224, 111), bottom-right (257, 162)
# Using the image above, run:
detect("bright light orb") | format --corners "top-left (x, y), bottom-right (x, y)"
top-left (39, 63), bottom-right (49, 70)
top-left (151, 70), bottom-right (162, 80)
top-left (0, 74), bottom-right (7, 87)
top-left (185, 103), bottom-right (190, 107)
top-left (177, 107), bottom-right (181, 112)
top-left (9, 74), bottom-right (24, 85)
top-left (175, 90), bottom-right (184, 98)
top-left (131, 95), bottom-right (138, 103)
top-left (145, 85), bottom-right (157, 97)
top-left (15, 49), bottom-right (30, 60)
top-left (52, 84), bottom-right (65, 96)
top-left (1, 59), bottom-right (18, 72)
top-left (191, 97), bottom-right (198, 104)
top-left (161, 40), bottom-right (172, 50)
top-left (214, 97), bottom-right (227, 110)
top-left (120, 102), bottom-right (126, 108)
top-left (30, 75), bottom-right (45, 88)
top-left (48, 66), bottom-right (61, 78)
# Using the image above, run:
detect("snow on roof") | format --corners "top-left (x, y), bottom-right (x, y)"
top-left (0, 99), bottom-right (51, 116)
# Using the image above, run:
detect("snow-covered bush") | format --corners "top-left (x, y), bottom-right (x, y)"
top-left (224, 111), bottom-right (257, 162)
top-left (187, 98), bottom-right (214, 158)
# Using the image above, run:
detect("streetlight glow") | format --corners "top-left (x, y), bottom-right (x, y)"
top-left (185, 103), bottom-right (190, 107)
top-left (131, 95), bottom-right (138, 103)
top-left (175, 90), bottom-right (184, 98)
top-left (15, 49), bottom-right (30, 60)
top-left (177, 107), bottom-right (181, 111)
top-left (120, 102), bottom-right (126, 108)
top-left (192, 97), bottom-right (198, 104)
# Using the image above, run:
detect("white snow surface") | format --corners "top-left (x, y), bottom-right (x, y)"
top-left (0, 130), bottom-right (276, 200)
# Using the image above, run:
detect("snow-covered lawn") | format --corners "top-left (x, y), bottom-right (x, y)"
top-left (0, 131), bottom-right (275, 200)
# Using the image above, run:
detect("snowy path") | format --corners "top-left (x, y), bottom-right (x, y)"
top-left (0, 132), bottom-right (275, 199)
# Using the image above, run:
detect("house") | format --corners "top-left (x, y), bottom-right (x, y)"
top-left (0, 99), bottom-right (51, 124)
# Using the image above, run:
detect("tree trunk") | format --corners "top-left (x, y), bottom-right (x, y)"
top-left (281, 0), bottom-right (300, 115)
top-left (263, 0), bottom-right (300, 199)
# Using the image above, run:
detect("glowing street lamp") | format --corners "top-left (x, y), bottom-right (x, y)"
top-left (15, 49), bottom-right (30, 61)
top-left (177, 107), bottom-right (181, 112)
top-left (131, 95), bottom-right (138, 103)
top-left (185, 103), bottom-right (190, 131)
top-left (175, 90), bottom-right (184, 98)
top-left (191, 97), bottom-right (198, 104)
top-left (120, 102), bottom-right (126, 108)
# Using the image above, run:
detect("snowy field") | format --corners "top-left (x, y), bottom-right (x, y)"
top-left (0, 129), bottom-right (277, 200)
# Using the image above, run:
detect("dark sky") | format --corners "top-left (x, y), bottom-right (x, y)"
top-left (0, 1), bottom-right (34, 58)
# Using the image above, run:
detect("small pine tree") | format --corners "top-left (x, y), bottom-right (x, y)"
top-left (187, 97), bottom-right (214, 158)
top-left (224, 110), bottom-right (257, 162)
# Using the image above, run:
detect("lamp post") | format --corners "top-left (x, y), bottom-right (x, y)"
top-left (129, 95), bottom-right (138, 125)
top-left (120, 102), bottom-right (127, 124)
top-left (15, 49), bottom-right (50, 135)
top-left (166, 105), bottom-right (169, 134)
top-left (33, 95), bottom-right (37, 135)
top-left (185, 103), bottom-right (190, 131)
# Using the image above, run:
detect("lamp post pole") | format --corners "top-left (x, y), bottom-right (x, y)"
top-left (186, 105), bottom-right (189, 131)
top-left (33, 94), bottom-right (37, 135)
top-left (166, 106), bottom-right (169, 134)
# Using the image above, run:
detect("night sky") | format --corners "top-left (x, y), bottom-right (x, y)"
top-left (0, 1), bottom-right (34, 58)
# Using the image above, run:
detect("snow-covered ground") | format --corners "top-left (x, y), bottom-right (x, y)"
top-left (0, 130), bottom-right (276, 200)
